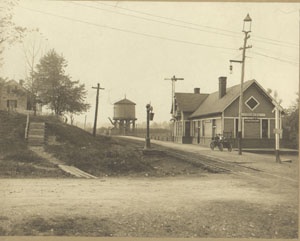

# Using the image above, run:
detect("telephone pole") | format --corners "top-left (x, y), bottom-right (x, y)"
top-left (229, 14), bottom-right (252, 155)
top-left (92, 83), bottom-right (105, 137)
top-left (165, 75), bottom-right (184, 142)
top-left (164, 75), bottom-right (184, 117)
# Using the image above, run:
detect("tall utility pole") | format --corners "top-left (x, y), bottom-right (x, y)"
top-left (92, 83), bottom-right (105, 137)
top-left (272, 101), bottom-right (283, 163)
top-left (230, 14), bottom-right (252, 155)
top-left (164, 75), bottom-right (184, 117)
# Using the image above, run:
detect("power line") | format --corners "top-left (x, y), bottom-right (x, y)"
top-left (254, 46), bottom-right (298, 62)
top-left (94, 1), bottom-right (298, 48)
top-left (69, 1), bottom-right (242, 40)
top-left (252, 36), bottom-right (298, 49)
top-left (95, 2), bottom-right (241, 35)
top-left (250, 51), bottom-right (298, 66)
top-left (19, 4), bottom-right (299, 66)
top-left (19, 5), bottom-right (238, 51)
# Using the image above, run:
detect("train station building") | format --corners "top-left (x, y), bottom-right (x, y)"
top-left (172, 77), bottom-right (283, 148)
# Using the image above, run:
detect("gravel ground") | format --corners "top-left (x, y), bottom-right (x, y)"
top-left (0, 138), bottom-right (298, 238)
top-left (0, 171), bottom-right (298, 238)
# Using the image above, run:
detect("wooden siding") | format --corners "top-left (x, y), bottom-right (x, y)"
top-left (224, 118), bottom-right (234, 136)
top-left (244, 121), bottom-right (260, 138)
top-left (224, 83), bottom-right (275, 118)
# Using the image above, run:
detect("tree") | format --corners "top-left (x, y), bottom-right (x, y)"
top-left (64, 82), bottom-right (90, 125)
top-left (35, 49), bottom-right (90, 117)
top-left (282, 93), bottom-right (299, 148)
top-left (23, 32), bottom-right (48, 115)
top-left (267, 88), bottom-right (282, 105)
top-left (0, 0), bottom-right (28, 68)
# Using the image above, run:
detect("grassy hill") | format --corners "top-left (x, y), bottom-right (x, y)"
top-left (44, 123), bottom-right (208, 177)
top-left (0, 111), bottom-right (153, 177)
top-left (45, 121), bottom-right (154, 176)
top-left (0, 111), bottom-right (68, 177)
top-left (0, 111), bottom-right (207, 178)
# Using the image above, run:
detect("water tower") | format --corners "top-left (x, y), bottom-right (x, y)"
top-left (109, 97), bottom-right (137, 135)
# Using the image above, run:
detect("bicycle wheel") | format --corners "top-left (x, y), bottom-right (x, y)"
top-left (218, 143), bottom-right (223, 151)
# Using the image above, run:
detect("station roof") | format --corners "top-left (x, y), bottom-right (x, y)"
top-left (174, 93), bottom-right (209, 113)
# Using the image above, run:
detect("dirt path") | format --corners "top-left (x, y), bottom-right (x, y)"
top-left (1, 139), bottom-right (298, 238)
top-left (29, 147), bottom-right (97, 179)
top-left (0, 172), bottom-right (298, 238)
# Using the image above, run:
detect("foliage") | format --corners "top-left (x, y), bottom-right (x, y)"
top-left (0, 0), bottom-right (28, 67)
top-left (34, 49), bottom-right (90, 116)
top-left (267, 88), bottom-right (282, 105)
top-left (0, 110), bottom-right (68, 177)
top-left (282, 93), bottom-right (299, 148)
top-left (45, 122), bottom-right (154, 176)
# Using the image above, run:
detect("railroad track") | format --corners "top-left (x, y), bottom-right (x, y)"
top-left (159, 147), bottom-right (262, 174)
top-left (117, 137), bottom-right (257, 174)
top-left (153, 145), bottom-right (298, 183)
top-left (117, 137), bottom-right (297, 183)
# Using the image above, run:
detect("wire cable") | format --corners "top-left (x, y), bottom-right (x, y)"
top-left (254, 46), bottom-right (298, 62)
top-left (94, 1), bottom-right (298, 48)
top-left (69, 1), bottom-right (242, 40)
top-left (19, 5), bottom-right (238, 51)
top-left (250, 50), bottom-right (298, 66)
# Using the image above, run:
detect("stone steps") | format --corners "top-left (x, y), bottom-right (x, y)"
top-left (27, 122), bottom-right (46, 146)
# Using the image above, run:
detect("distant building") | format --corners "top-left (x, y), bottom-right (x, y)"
top-left (172, 77), bottom-right (283, 148)
top-left (0, 79), bottom-right (29, 113)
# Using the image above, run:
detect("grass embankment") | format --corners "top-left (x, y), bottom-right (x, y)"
top-left (45, 122), bottom-right (209, 177)
top-left (0, 111), bottom-right (68, 177)
top-left (0, 111), bottom-right (206, 177)
top-left (45, 122), bottom-right (154, 177)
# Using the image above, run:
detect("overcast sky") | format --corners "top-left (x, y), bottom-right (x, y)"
top-left (2, 1), bottom-right (300, 127)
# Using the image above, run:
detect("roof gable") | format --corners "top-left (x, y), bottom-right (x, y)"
top-left (190, 79), bottom-right (256, 118)
top-left (2, 79), bottom-right (27, 93)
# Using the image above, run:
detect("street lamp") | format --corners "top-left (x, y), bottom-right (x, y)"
top-left (243, 14), bottom-right (252, 33)
top-left (145, 103), bottom-right (154, 149)
top-left (230, 14), bottom-right (252, 155)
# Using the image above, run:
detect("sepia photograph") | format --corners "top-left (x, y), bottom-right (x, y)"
top-left (0, 0), bottom-right (299, 239)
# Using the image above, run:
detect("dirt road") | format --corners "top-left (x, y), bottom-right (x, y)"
top-left (1, 170), bottom-right (298, 238)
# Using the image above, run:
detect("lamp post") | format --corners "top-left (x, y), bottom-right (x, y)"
top-left (145, 103), bottom-right (154, 149)
top-left (230, 14), bottom-right (252, 155)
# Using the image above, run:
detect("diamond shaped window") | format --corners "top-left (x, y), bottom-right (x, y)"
top-left (246, 96), bottom-right (259, 110)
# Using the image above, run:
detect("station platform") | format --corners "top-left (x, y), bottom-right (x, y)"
top-left (116, 135), bottom-right (299, 183)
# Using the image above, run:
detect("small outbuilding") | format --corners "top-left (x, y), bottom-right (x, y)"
top-left (0, 79), bottom-right (29, 113)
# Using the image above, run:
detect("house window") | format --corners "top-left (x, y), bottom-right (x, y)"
top-left (245, 96), bottom-right (260, 111)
